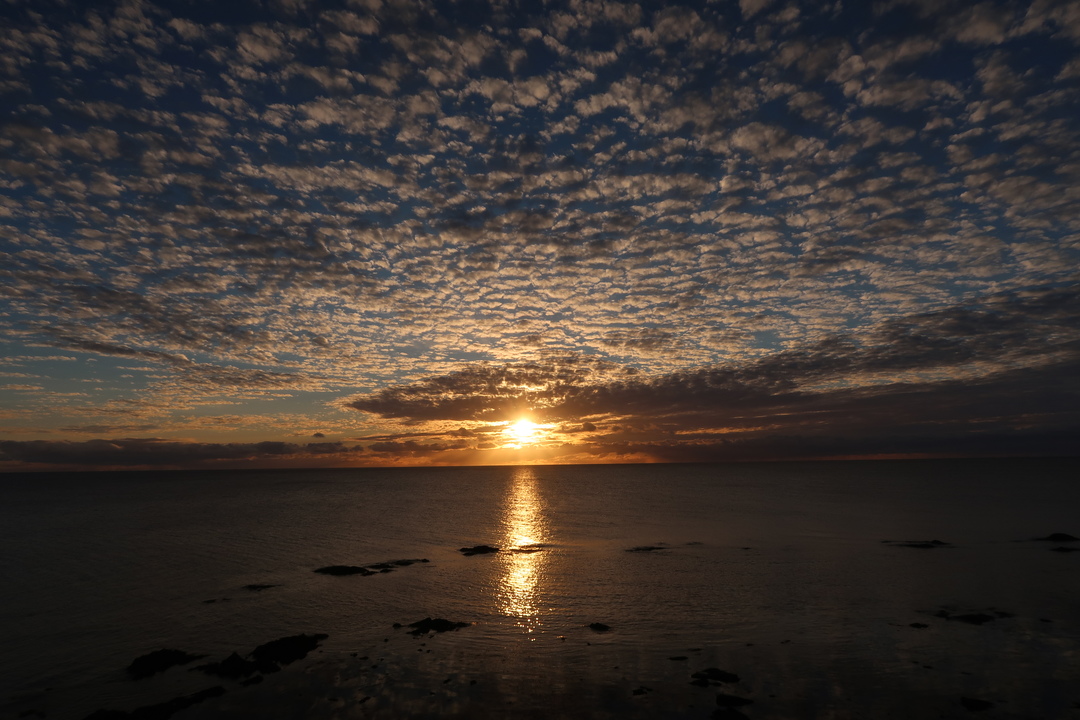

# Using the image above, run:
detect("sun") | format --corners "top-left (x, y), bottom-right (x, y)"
top-left (505, 418), bottom-right (540, 445)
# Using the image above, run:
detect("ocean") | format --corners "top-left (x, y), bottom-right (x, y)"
top-left (1, 459), bottom-right (1078, 719)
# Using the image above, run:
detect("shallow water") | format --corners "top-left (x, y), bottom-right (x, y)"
top-left (1, 459), bottom-right (1078, 719)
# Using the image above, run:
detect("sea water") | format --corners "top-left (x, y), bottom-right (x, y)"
top-left (1, 459), bottom-right (1078, 719)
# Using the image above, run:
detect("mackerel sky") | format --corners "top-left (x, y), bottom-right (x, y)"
top-left (1, 0), bottom-right (1079, 470)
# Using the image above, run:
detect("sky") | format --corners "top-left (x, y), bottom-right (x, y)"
top-left (1, 0), bottom-right (1079, 471)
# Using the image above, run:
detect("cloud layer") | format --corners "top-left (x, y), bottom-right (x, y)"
top-left (1, 0), bottom-right (1078, 468)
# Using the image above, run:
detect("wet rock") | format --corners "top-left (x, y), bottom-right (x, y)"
top-left (242, 584), bottom-right (279, 591)
top-left (509, 544), bottom-right (546, 553)
top-left (692, 668), bottom-right (740, 684)
top-left (882, 539), bottom-right (952, 549)
top-left (632, 686), bottom-right (652, 695)
top-left (251, 633), bottom-right (328, 668)
top-left (367, 558), bottom-right (429, 570)
top-left (239, 675), bottom-right (262, 687)
top-left (960, 696), bottom-right (995, 711)
top-left (83, 686), bottom-right (225, 720)
top-left (196, 652), bottom-right (261, 679)
top-left (715, 693), bottom-right (753, 707)
top-left (1051, 546), bottom-right (1080, 552)
top-left (909, 623), bottom-right (929, 629)
top-left (459, 545), bottom-right (500, 556)
top-left (712, 709), bottom-right (750, 720)
top-left (127, 649), bottom-right (206, 680)
top-left (314, 565), bottom-right (375, 576)
top-left (669, 656), bottom-right (689, 661)
top-left (626, 545), bottom-right (666, 552)
top-left (405, 617), bottom-right (471, 635)
top-left (949, 613), bottom-right (997, 625)
top-left (1033, 533), bottom-right (1078, 542)
top-left (588, 623), bottom-right (611, 632)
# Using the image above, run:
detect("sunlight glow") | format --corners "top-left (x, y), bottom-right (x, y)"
top-left (505, 418), bottom-right (540, 445)
top-left (495, 467), bottom-right (548, 635)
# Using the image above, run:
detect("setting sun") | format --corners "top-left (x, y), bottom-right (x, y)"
top-left (505, 419), bottom-right (540, 445)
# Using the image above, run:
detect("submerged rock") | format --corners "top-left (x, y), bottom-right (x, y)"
top-left (127, 649), bottom-right (206, 680)
top-left (459, 545), bottom-right (500, 556)
top-left (588, 622), bottom-right (611, 632)
top-left (314, 565), bottom-right (375, 576)
top-left (251, 634), bottom-right (329, 668)
top-left (405, 617), bottom-right (471, 635)
top-left (960, 696), bottom-right (995, 711)
top-left (242, 584), bottom-right (279, 591)
top-left (1051, 546), bottom-right (1080, 552)
top-left (715, 692), bottom-right (753, 707)
top-left (83, 686), bottom-right (225, 720)
top-left (198, 634), bottom-right (328, 678)
top-left (509, 544), bottom-right (546, 553)
top-left (1033, 533), bottom-right (1078, 542)
top-left (882, 539), bottom-right (952, 549)
top-left (196, 652), bottom-right (261, 679)
top-left (692, 668), bottom-right (740, 684)
top-left (626, 545), bottom-right (667, 552)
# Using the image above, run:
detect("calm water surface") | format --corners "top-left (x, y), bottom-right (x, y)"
top-left (1, 459), bottom-right (1078, 719)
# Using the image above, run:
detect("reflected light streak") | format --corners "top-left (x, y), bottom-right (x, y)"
top-left (495, 466), bottom-right (548, 635)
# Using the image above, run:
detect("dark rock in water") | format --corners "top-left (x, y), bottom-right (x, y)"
top-left (626, 545), bottom-right (666, 552)
top-left (84, 686), bottom-right (225, 720)
top-left (588, 622), bottom-right (611, 632)
top-left (632, 686), bottom-right (652, 695)
top-left (712, 709), bottom-right (750, 720)
top-left (715, 693), bottom-right (753, 707)
top-left (196, 652), bottom-right (261, 679)
top-left (949, 613), bottom-right (997, 625)
top-left (883, 539), bottom-right (952, 549)
top-left (909, 623), bottom-right (929, 629)
top-left (314, 565), bottom-right (375, 576)
top-left (242, 584), bottom-right (279, 591)
top-left (127, 649), bottom-right (206, 680)
top-left (960, 696), bottom-right (994, 711)
top-left (1034, 533), bottom-right (1078, 542)
top-left (240, 675), bottom-right (263, 687)
top-left (459, 545), bottom-right (499, 556)
top-left (669, 656), bottom-right (689, 661)
top-left (1051, 546), bottom-right (1080, 553)
top-left (510, 544), bottom-right (546, 553)
top-left (406, 617), bottom-right (471, 635)
top-left (692, 668), bottom-right (740, 684)
top-left (251, 634), bottom-right (328, 668)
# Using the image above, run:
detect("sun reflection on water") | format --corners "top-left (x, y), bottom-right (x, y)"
top-left (495, 467), bottom-right (548, 635)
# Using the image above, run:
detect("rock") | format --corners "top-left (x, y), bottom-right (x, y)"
top-left (83, 686), bottom-right (225, 720)
top-left (127, 649), bottom-right (206, 680)
top-left (588, 622), bottom-right (611, 632)
top-left (242, 584), bottom-right (279, 591)
top-left (632, 686), bottom-right (652, 695)
top-left (250, 633), bottom-right (328, 668)
top-left (196, 652), bottom-right (261, 679)
top-left (669, 656), bottom-right (689, 661)
top-left (949, 613), bottom-right (997, 625)
top-left (960, 696), bottom-right (994, 711)
top-left (510, 544), bottom-right (545, 553)
top-left (1051, 546), bottom-right (1080, 553)
top-left (882, 540), bottom-right (952, 549)
top-left (1033, 533), bottom-right (1078, 542)
top-left (459, 545), bottom-right (499, 556)
top-left (626, 545), bottom-right (666, 552)
top-left (692, 668), bottom-right (740, 684)
top-left (405, 617), bottom-right (471, 635)
top-left (711, 709), bottom-right (750, 720)
top-left (909, 623), bottom-right (929, 629)
top-left (239, 675), bottom-right (262, 687)
top-left (314, 565), bottom-right (375, 576)
top-left (715, 692), bottom-right (753, 707)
